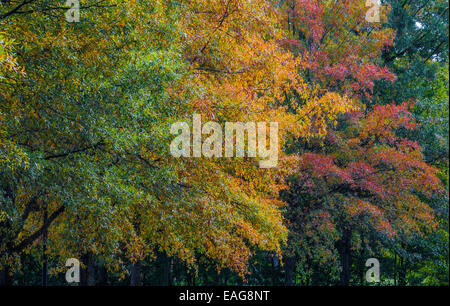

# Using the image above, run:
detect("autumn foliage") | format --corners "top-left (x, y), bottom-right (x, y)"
top-left (0, 0), bottom-right (447, 285)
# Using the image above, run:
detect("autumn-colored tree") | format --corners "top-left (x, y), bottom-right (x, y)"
top-left (0, 0), bottom-right (447, 287)
top-left (277, 0), bottom-right (447, 286)
top-left (282, 102), bottom-right (445, 285)
top-left (281, 0), bottom-right (396, 100)
top-left (0, 0), bottom-right (358, 284)
top-left (1, 0), bottom-right (192, 284)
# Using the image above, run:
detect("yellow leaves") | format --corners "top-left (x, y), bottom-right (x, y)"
top-left (294, 91), bottom-right (359, 140)
top-left (125, 234), bottom-right (147, 263)
top-left (1, 0), bottom-right (403, 281)
top-left (0, 209), bottom-right (7, 223)
top-left (0, 31), bottom-right (23, 81)
top-left (0, 130), bottom-right (30, 171)
top-left (150, 0), bottom-right (367, 275)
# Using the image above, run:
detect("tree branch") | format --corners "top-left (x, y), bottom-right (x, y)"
top-left (12, 204), bottom-right (65, 253)
top-left (44, 141), bottom-right (103, 160)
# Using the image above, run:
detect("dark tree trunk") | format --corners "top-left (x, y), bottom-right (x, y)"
top-left (192, 270), bottom-right (196, 286)
top-left (130, 260), bottom-right (142, 286)
top-left (394, 252), bottom-right (397, 286)
top-left (398, 256), bottom-right (407, 286)
top-left (87, 256), bottom-right (95, 286)
top-left (271, 252), bottom-right (280, 285)
top-left (80, 254), bottom-right (87, 286)
top-left (187, 269), bottom-right (193, 286)
top-left (0, 266), bottom-right (13, 286)
top-left (359, 253), bottom-right (365, 285)
top-left (163, 253), bottom-right (171, 286)
top-left (338, 228), bottom-right (352, 286)
top-left (223, 272), bottom-right (228, 286)
top-left (130, 221), bottom-right (142, 286)
top-left (80, 252), bottom-right (95, 286)
top-left (284, 256), bottom-right (296, 286)
top-left (42, 206), bottom-right (48, 286)
top-left (97, 264), bottom-right (108, 285)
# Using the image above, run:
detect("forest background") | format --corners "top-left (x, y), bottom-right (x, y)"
top-left (0, 0), bottom-right (448, 286)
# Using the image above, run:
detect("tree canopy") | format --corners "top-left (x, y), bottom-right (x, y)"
top-left (0, 0), bottom-right (448, 286)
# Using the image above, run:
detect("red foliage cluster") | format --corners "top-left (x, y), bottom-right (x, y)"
top-left (284, 0), bottom-right (396, 98)
top-left (293, 101), bottom-right (445, 239)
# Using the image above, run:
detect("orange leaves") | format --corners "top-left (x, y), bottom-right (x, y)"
top-left (163, 0), bottom-right (362, 275)
top-left (361, 101), bottom-right (418, 144)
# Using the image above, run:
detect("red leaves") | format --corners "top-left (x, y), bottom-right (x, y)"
top-left (361, 101), bottom-right (418, 144)
top-left (344, 199), bottom-right (394, 238)
top-left (324, 61), bottom-right (396, 94)
top-left (281, 39), bottom-right (303, 48)
top-left (346, 161), bottom-right (386, 199)
top-left (288, 0), bottom-right (397, 98)
top-left (292, 0), bottom-right (325, 42)
top-left (294, 101), bottom-right (445, 240)
top-left (298, 153), bottom-right (353, 187)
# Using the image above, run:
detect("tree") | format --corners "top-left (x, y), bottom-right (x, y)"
top-left (282, 101), bottom-right (445, 285)
top-left (1, 0), bottom-right (447, 286)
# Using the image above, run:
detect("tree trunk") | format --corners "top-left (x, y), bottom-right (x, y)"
top-left (42, 206), bottom-right (48, 286)
top-left (80, 252), bottom-right (95, 286)
top-left (97, 264), bottom-right (108, 285)
top-left (271, 252), bottom-right (280, 285)
top-left (394, 252), bottom-right (397, 286)
top-left (284, 256), bottom-right (296, 286)
top-left (223, 272), bottom-right (228, 286)
top-left (163, 253), bottom-right (171, 286)
top-left (87, 256), bottom-right (95, 286)
top-left (338, 228), bottom-right (352, 286)
top-left (130, 260), bottom-right (142, 286)
top-left (398, 256), bottom-right (407, 286)
top-left (187, 267), bottom-right (197, 286)
top-left (359, 253), bottom-right (365, 285)
top-left (0, 266), bottom-right (13, 286)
